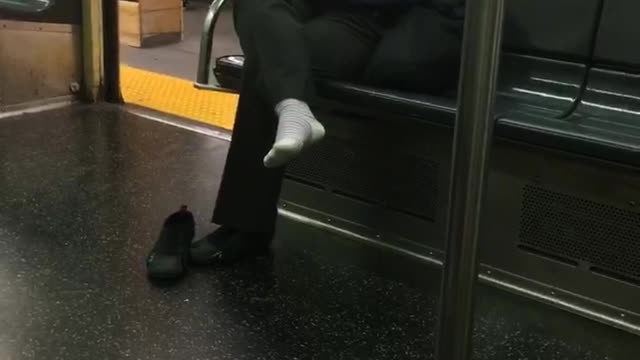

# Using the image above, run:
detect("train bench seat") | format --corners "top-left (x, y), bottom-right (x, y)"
top-left (216, 52), bottom-right (578, 134)
top-left (213, 0), bottom-right (638, 168)
top-left (216, 55), bottom-right (638, 167)
top-left (498, 0), bottom-right (640, 168)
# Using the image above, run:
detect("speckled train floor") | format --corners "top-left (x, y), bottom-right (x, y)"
top-left (0, 105), bottom-right (638, 360)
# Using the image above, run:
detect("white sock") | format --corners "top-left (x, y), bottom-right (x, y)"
top-left (263, 99), bottom-right (325, 168)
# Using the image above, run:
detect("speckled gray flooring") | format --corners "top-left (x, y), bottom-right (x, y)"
top-left (0, 105), bottom-right (639, 360)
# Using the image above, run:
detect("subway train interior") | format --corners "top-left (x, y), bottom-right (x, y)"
top-left (0, 0), bottom-right (639, 359)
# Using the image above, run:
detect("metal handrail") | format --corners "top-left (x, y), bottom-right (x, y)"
top-left (194, 0), bottom-right (229, 91)
top-left (435, 1), bottom-right (505, 360)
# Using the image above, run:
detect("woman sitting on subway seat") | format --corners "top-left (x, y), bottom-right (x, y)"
top-left (147, 0), bottom-right (465, 279)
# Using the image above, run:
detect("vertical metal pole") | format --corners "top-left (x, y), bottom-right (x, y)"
top-left (435, 1), bottom-right (505, 360)
top-left (82, 0), bottom-right (104, 102)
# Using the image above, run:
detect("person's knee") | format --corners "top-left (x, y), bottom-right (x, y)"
top-left (364, 8), bottom-right (462, 93)
top-left (235, 0), bottom-right (311, 37)
top-left (303, 17), bottom-right (375, 80)
top-left (234, 0), bottom-right (273, 36)
top-left (302, 21), bottom-right (334, 76)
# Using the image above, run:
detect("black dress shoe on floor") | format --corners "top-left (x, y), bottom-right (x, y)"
top-left (190, 226), bottom-right (272, 266)
top-left (146, 206), bottom-right (195, 279)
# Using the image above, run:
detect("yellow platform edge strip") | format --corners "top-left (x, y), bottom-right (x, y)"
top-left (120, 65), bottom-right (238, 130)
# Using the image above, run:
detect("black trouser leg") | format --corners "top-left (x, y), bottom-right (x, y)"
top-left (213, 2), bottom-right (382, 233)
top-left (212, 59), bottom-right (285, 233)
top-left (233, 0), bottom-right (319, 104)
top-left (212, 0), bottom-right (317, 233)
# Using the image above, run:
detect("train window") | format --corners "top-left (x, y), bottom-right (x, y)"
top-left (0, 0), bottom-right (53, 12)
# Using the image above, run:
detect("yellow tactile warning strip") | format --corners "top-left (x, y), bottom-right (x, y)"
top-left (120, 65), bottom-right (238, 130)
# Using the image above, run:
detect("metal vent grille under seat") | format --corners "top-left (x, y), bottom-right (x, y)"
top-left (520, 185), bottom-right (640, 284)
top-left (285, 136), bottom-right (439, 220)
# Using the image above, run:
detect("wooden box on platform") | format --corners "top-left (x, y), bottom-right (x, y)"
top-left (118, 0), bottom-right (183, 48)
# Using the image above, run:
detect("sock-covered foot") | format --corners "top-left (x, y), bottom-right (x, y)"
top-left (190, 226), bottom-right (273, 266)
top-left (146, 206), bottom-right (195, 280)
top-left (263, 99), bottom-right (325, 168)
